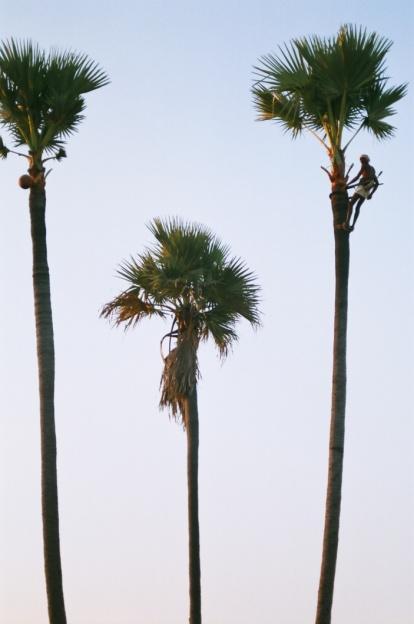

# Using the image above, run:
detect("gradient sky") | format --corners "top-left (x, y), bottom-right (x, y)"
top-left (0, 1), bottom-right (413, 623)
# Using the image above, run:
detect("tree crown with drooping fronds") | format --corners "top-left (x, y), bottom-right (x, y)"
top-left (102, 218), bottom-right (261, 421)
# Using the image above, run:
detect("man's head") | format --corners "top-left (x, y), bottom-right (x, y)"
top-left (360, 154), bottom-right (370, 163)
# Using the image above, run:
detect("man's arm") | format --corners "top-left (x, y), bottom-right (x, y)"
top-left (348, 166), bottom-right (363, 185)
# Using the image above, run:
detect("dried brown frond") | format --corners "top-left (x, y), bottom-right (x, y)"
top-left (159, 331), bottom-right (199, 426)
top-left (100, 291), bottom-right (164, 329)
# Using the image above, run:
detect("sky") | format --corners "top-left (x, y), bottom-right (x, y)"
top-left (0, 1), bottom-right (413, 623)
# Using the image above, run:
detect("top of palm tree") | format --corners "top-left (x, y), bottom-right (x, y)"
top-left (0, 38), bottom-right (109, 161)
top-left (252, 25), bottom-right (406, 160)
top-left (102, 217), bottom-right (261, 356)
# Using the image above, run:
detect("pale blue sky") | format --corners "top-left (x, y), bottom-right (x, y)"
top-left (0, 1), bottom-right (413, 623)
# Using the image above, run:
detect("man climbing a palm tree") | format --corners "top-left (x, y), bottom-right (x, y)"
top-left (344, 154), bottom-right (379, 230)
top-left (252, 25), bottom-right (405, 624)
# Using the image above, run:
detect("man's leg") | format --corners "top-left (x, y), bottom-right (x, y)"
top-left (350, 197), bottom-right (365, 229)
top-left (344, 195), bottom-right (358, 229)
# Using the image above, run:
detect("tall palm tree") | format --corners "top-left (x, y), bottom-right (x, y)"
top-left (102, 218), bottom-right (260, 624)
top-left (0, 40), bottom-right (108, 624)
top-left (252, 25), bottom-right (406, 624)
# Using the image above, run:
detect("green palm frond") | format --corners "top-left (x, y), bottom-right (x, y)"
top-left (200, 306), bottom-right (239, 356)
top-left (47, 49), bottom-right (109, 94)
top-left (0, 38), bottom-right (109, 156)
top-left (254, 45), bottom-right (309, 93)
top-left (361, 83), bottom-right (408, 138)
top-left (252, 87), bottom-right (304, 136)
top-left (149, 218), bottom-right (225, 275)
top-left (220, 258), bottom-right (261, 324)
top-left (253, 25), bottom-right (406, 156)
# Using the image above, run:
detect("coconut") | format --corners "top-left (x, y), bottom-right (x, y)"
top-left (18, 174), bottom-right (33, 189)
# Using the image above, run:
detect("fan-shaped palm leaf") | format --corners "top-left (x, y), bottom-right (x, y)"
top-left (361, 83), bottom-right (407, 138)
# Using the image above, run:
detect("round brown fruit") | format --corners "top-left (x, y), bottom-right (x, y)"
top-left (18, 175), bottom-right (33, 189)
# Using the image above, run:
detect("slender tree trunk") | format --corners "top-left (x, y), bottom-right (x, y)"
top-left (183, 385), bottom-right (202, 624)
top-left (29, 181), bottom-right (67, 624)
top-left (315, 184), bottom-right (350, 624)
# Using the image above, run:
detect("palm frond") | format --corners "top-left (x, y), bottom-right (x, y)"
top-left (200, 306), bottom-right (239, 357)
top-left (361, 82), bottom-right (407, 138)
top-left (100, 288), bottom-right (167, 330)
top-left (252, 87), bottom-right (305, 136)
top-left (254, 45), bottom-right (309, 93)
top-left (47, 49), bottom-right (109, 94)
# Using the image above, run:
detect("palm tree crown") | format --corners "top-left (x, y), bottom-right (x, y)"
top-left (0, 38), bottom-right (108, 166)
top-left (102, 218), bottom-right (261, 420)
top-left (252, 25), bottom-right (406, 170)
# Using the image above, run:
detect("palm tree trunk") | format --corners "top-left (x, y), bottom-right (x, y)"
top-left (29, 183), bottom-right (67, 624)
top-left (184, 385), bottom-right (202, 624)
top-left (315, 187), bottom-right (350, 624)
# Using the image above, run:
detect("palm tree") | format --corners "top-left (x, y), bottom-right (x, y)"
top-left (101, 218), bottom-right (260, 624)
top-left (0, 40), bottom-right (108, 624)
top-left (252, 25), bottom-right (406, 624)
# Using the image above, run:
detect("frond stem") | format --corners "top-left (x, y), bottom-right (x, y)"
top-left (321, 120), bottom-right (335, 156)
top-left (9, 149), bottom-right (30, 160)
top-left (342, 123), bottom-right (364, 153)
top-left (345, 163), bottom-right (354, 180)
top-left (27, 112), bottom-right (38, 150)
top-left (337, 90), bottom-right (347, 149)
top-left (160, 320), bottom-right (178, 361)
top-left (321, 166), bottom-right (334, 182)
top-left (169, 318), bottom-right (177, 354)
top-left (326, 99), bottom-right (337, 147)
top-left (305, 127), bottom-right (330, 152)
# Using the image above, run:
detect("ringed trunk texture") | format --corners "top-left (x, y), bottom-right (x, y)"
top-left (184, 385), bottom-right (202, 624)
top-left (29, 183), bottom-right (67, 624)
top-left (315, 183), bottom-right (350, 624)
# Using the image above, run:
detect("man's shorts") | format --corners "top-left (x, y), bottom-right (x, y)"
top-left (355, 181), bottom-right (375, 199)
